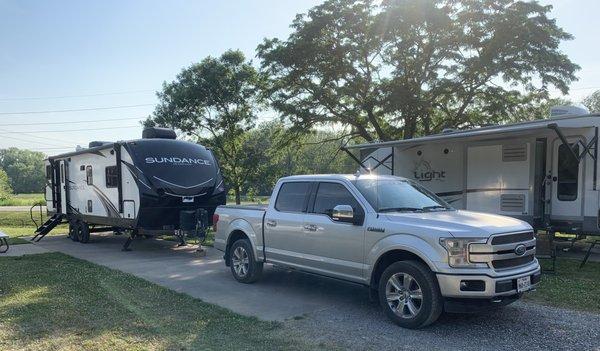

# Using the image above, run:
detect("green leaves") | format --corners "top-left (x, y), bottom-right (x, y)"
top-left (259, 0), bottom-right (579, 141)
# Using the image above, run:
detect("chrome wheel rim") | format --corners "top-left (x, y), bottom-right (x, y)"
top-left (232, 246), bottom-right (249, 277)
top-left (385, 272), bottom-right (423, 319)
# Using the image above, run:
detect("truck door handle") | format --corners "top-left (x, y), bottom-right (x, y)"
top-left (266, 220), bottom-right (277, 227)
top-left (303, 224), bottom-right (317, 232)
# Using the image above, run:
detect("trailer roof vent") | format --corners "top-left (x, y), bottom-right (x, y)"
top-left (441, 128), bottom-right (455, 134)
top-left (142, 127), bottom-right (177, 139)
top-left (550, 105), bottom-right (589, 118)
top-left (502, 144), bottom-right (527, 162)
top-left (89, 141), bottom-right (111, 148)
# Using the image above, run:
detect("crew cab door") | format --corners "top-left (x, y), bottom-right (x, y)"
top-left (302, 181), bottom-right (366, 282)
top-left (263, 181), bottom-right (311, 266)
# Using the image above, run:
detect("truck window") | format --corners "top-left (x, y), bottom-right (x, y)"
top-left (105, 166), bottom-right (118, 188)
top-left (557, 143), bottom-right (579, 201)
top-left (275, 182), bottom-right (310, 212)
top-left (312, 182), bottom-right (361, 216)
top-left (86, 165), bottom-right (93, 185)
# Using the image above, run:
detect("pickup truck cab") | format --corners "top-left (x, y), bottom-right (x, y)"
top-left (214, 174), bottom-right (541, 328)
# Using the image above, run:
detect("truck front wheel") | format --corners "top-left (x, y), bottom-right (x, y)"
top-left (230, 239), bottom-right (263, 284)
top-left (378, 260), bottom-right (443, 329)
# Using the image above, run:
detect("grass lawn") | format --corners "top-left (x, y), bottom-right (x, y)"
top-left (0, 211), bottom-right (68, 244)
top-left (0, 193), bottom-right (45, 206)
top-left (0, 252), bottom-right (326, 351)
top-left (524, 257), bottom-right (600, 313)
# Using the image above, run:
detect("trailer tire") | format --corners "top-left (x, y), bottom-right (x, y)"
top-left (68, 221), bottom-right (79, 242)
top-left (378, 260), bottom-right (443, 329)
top-left (229, 239), bottom-right (263, 284)
top-left (77, 221), bottom-right (90, 244)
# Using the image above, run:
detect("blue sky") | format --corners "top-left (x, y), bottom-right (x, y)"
top-left (0, 0), bottom-right (598, 154)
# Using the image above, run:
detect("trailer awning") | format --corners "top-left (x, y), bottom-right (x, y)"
top-left (345, 114), bottom-right (600, 150)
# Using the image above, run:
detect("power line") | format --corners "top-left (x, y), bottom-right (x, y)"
top-left (0, 125), bottom-right (140, 133)
top-left (0, 116), bottom-right (146, 126)
top-left (0, 89), bottom-right (154, 101)
top-left (0, 103), bottom-right (154, 115)
top-left (0, 133), bottom-right (72, 148)
top-left (0, 127), bottom-right (85, 145)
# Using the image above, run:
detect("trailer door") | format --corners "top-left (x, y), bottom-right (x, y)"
top-left (550, 138), bottom-right (583, 219)
top-left (59, 160), bottom-right (68, 214)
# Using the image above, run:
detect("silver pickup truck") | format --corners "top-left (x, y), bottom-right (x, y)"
top-left (213, 174), bottom-right (541, 328)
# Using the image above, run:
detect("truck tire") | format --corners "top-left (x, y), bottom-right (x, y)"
top-left (68, 221), bottom-right (79, 242)
top-left (378, 260), bottom-right (443, 329)
top-left (229, 238), bottom-right (263, 284)
top-left (77, 221), bottom-right (90, 244)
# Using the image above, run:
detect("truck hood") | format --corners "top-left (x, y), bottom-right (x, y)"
top-left (383, 210), bottom-right (531, 238)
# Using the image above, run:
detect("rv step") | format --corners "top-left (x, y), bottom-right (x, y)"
top-left (31, 214), bottom-right (64, 242)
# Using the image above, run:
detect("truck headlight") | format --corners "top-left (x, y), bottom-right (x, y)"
top-left (439, 238), bottom-right (487, 268)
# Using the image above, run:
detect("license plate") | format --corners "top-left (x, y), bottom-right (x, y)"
top-left (182, 197), bottom-right (194, 203)
top-left (517, 276), bottom-right (531, 293)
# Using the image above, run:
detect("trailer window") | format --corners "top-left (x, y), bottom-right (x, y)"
top-left (46, 165), bottom-right (52, 180)
top-left (275, 182), bottom-right (310, 212)
top-left (105, 166), bottom-right (118, 188)
top-left (86, 166), bottom-right (93, 185)
top-left (60, 164), bottom-right (64, 183)
top-left (557, 144), bottom-right (579, 201)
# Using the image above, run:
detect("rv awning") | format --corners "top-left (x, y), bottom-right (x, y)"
top-left (345, 114), bottom-right (600, 150)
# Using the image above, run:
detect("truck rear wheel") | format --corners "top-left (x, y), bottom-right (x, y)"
top-left (230, 239), bottom-right (263, 284)
top-left (378, 260), bottom-right (443, 329)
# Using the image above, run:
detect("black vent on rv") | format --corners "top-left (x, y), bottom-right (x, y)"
top-left (142, 127), bottom-right (177, 140)
top-left (502, 144), bottom-right (527, 162)
top-left (89, 141), bottom-right (110, 148)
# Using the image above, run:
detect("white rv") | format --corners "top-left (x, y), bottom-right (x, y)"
top-left (348, 107), bottom-right (599, 236)
top-left (34, 127), bottom-right (226, 250)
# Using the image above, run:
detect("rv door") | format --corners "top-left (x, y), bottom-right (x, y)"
top-left (59, 160), bottom-right (68, 214)
top-left (550, 138), bottom-right (583, 219)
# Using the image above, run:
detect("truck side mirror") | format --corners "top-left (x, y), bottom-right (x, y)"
top-left (332, 205), bottom-right (354, 223)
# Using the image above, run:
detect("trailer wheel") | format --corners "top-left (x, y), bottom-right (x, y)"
top-left (68, 221), bottom-right (79, 242)
top-left (77, 221), bottom-right (90, 243)
top-left (230, 239), bottom-right (263, 284)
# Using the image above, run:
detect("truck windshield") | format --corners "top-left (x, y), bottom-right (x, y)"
top-left (352, 178), bottom-right (452, 213)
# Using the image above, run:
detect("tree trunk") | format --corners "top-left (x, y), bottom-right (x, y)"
top-left (234, 185), bottom-right (241, 205)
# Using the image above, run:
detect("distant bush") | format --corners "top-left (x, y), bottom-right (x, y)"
top-left (0, 169), bottom-right (12, 201)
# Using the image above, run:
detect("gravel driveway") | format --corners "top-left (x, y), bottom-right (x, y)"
top-left (283, 298), bottom-right (600, 351)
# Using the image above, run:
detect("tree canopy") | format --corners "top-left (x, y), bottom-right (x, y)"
top-left (146, 50), bottom-right (263, 204)
top-left (0, 148), bottom-right (46, 194)
top-left (258, 0), bottom-right (579, 141)
top-left (583, 90), bottom-right (600, 113)
top-left (0, 168), bottom-right (12, 201)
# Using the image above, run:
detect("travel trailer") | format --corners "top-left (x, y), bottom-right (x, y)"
top-left (347, 106), bottom-right (600, 236)
top-left (33, 127), bottom-right (226, 250)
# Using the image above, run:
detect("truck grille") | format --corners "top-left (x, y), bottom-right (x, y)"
top-left (469, 231), bottom-right (536, 270)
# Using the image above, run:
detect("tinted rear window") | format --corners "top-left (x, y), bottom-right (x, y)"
top-left (275, 182), bottom-right (310, 212)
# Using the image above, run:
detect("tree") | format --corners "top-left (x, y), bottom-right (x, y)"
top-left (241, 121), bottom-right (357, 196)
top-left (258, 0), bottom-right (579, 141)
top-left (0, 148), bottom-right (46, 193)
top-left (146, 50), bottom-right (263, 204)
top-left (583, 90), bottom-right (600, 113)
top-left (0, 168), bottom-right (12, 201)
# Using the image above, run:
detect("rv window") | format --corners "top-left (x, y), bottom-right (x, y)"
top-left (557, 143), bottom-right (579, 201)
top-left (60, 164), bottom-right (64, 183)
top-left (45, 165), bottom-right (52, 180)
top-left (86, 166), bottom-right (93, 185)
top-left (275, 182), bottom-right (310, 212)
top-left (105, 166), bottom-right (118, 188)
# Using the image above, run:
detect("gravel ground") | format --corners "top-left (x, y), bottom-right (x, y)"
top-left (283, 296), bottom-right (600, 351)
